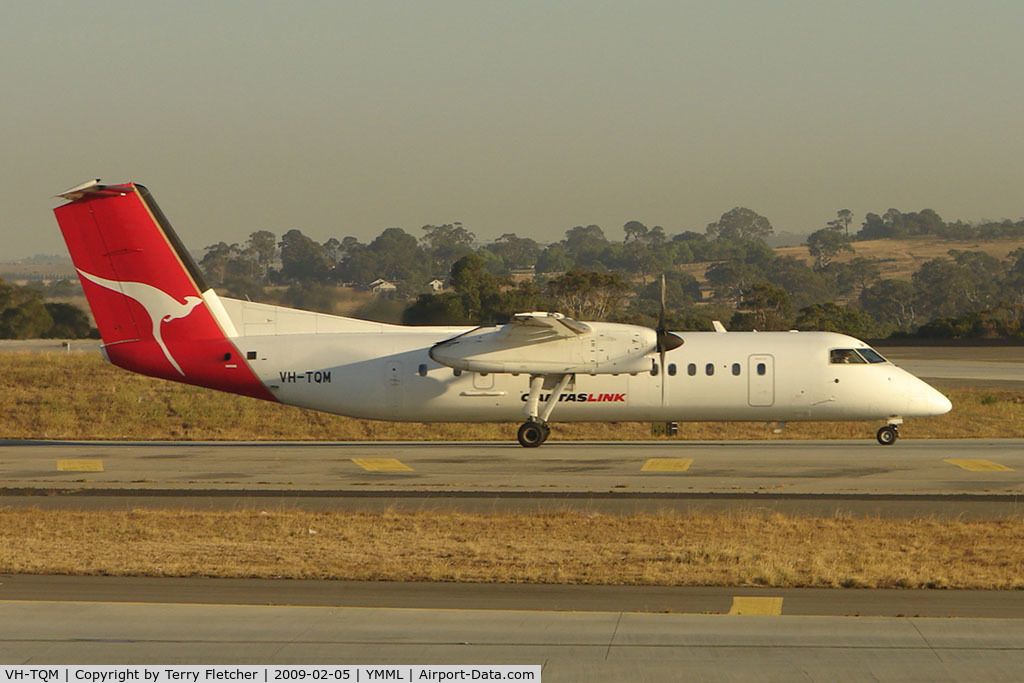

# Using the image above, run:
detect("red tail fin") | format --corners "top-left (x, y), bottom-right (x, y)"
top-left (54, 180), bottom-right (275, 401)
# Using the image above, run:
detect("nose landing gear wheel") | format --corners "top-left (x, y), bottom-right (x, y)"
top-left (518, 421), bottom-right (549, 448)
top-left (876, 425), bottom-right (899, 445)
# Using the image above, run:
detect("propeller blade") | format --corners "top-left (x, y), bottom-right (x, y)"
top-left (660, 345), bottom-right (667, 406)
top-left (655, 274), bottom-right (683, 353)
top-left (658, 273), bottom-right (667, 331)
top-left (655, 273), bottom-right (683, 405)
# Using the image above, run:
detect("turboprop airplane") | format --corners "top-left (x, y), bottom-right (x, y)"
top-left (53, 180), bottom-right (952, 447)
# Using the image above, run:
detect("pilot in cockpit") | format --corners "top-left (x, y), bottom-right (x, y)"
top-left (831, 349), bottom-right (853, 364)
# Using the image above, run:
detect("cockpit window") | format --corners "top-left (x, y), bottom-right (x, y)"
top-left (830, 348), bottom-right (868, 364)
top-left (858, 347), bottom-right (888, 364)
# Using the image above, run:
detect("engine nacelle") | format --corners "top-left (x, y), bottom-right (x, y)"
top-left (430, 321), bottom-right (658, 375)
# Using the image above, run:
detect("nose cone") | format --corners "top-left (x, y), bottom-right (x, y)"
top-left (908, 385), bottom-right (953, 417)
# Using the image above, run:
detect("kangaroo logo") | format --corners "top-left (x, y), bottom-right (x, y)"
top-left (77, 269), bottom-right (204, 376)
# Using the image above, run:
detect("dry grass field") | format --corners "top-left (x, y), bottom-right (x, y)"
top-left (0, 351), bottom-right (1020, 441)
top-left (680, 236), bottom-right (1024, 285)
top-left (2, 351), bottom-right (1020, 590)
top-left (775, 236), bottom-right (1024, 280)
top-left (0, 508), bottom-right (1020, 589)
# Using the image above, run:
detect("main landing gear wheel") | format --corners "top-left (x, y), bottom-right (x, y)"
top-left (876, 425), bottom-right (899, 446)
top-left (518, 421), bottom-right (549, 448)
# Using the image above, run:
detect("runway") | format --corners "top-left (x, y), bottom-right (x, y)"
top-left (0, 439), bottom-right (1020, 518)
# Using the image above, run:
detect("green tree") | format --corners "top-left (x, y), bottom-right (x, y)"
top-left (449, 252), bottom-right (501, 320)
top-left (402, 253), bottom-right (540, 324)
top-left (794, 302), bottom-right (877, 337)
top-left (473, 247), bottom-right (510, 277)
top-left (859, 279), bottom-right (920, 332)
top-left (730, 283), bottom-right (793, 331)
top-left (705, 261), bottom-right (763, 304)
top-left (827, 208), bottom-right (854, 236)
top-left (0, 294), bottom-right (53, 339)
top-left (402, 292), bottom-right (469, 325)
top-left (763, 257), bottom-right (836, 310)
top-left (806, 228), bottom-right (854, 270)
top-left (246, 230), bottom-right (278, 279)
top-left (43, 302), bottom-right (93, 338)
top-left (546, 270), bottom-right (629, 320)
top-left (706, 207), bottom-right (774, 242)
top-left (912, 250), bottom-right (1005, 320)
top-left (199, 241), bottom-right (241, 285)
top-left (563, 225), bottom-right (610, 267)
top-left (484, 233), bottom-right (541, 270)
top-left (846, 257), bottom-right (882, 293)
top-left (422, 223), bottom-right (475, 276)
top-left (342, 228), bottom-right (429, 287)
top-left (535, 244), bottom-right (573, 273)
top-left (628, 271), bottom-right (702, 325)
top-left (623, 240), bottom-right (672, 286)
top-left (279, 229), bottom-right (330, 282)
top-left (623, 220), bottom-right (649, 243)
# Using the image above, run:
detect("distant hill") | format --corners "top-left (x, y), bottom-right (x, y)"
top-left (0, 262), bottom-right (77, 283)
top-left (775, 236), bottom-right (1024, 281)
top-left (1, 254), bottom-right (71, 265)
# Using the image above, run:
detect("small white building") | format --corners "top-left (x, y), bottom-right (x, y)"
top-left (367, 278), bottom-right (397, 294)
top-left (426, 279), bottom-right (445, 292)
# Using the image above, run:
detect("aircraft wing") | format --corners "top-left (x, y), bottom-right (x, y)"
top-left (429, 312), bottom-right (654, 375)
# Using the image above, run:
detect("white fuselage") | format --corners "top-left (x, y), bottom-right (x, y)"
top-left (219, 298), bottom-right (950, 425)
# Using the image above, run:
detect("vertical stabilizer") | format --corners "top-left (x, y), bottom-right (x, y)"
top-left (53, 181), bottom-right (275, 401)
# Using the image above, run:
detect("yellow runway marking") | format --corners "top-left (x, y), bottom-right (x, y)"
top-left (944, 459), bottom-right (1014, 472)
top-left (728, 597), bottom-right (783, 616)
top-left (641, 458), bottom-right (693, 472)
top-left (56, 459), bottom-right (104, 472)
top-left (352, 458), bottom-right (414, 472)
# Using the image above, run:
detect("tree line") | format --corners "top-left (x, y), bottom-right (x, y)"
top-left (8, 205), bottom-right (1024, 340)
top-left (187, 205), bottom-right (1024, 340)
top-left (0, 277), bottom-right (92, 339)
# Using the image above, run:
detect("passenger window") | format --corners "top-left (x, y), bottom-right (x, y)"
top-left (687, 363), bottom-right (696, 376)
top-left (830, 349), bottom-right (867, 364)
top-left (651, 362), bottom-right (659, 376)
top-left (668, 363), bottom-right (677, 376)
top-left (705, 363), bottom-right (714, 376)
top-left (732, 363), bottom-right (741, 376)
top-left (418, 364), bottom-right (428, 377)
top-left (757, 363), bottom-right (766, 376)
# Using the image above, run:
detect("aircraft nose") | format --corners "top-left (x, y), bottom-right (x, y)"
top-left (908, 385), bottom-right (952, 416)
top-left (933, 391), bottom-right (953, 415)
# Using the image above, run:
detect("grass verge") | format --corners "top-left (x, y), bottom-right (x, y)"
top-left (0, 352), bottom-right (1021, 441)
top-left (1, 508), bottom-right (1020, 589)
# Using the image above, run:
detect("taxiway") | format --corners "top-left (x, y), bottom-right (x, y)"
top-left (0, 439), bottom-right (1020, 518)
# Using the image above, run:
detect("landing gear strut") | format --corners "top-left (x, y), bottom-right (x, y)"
top-left (876, 424), bottom-right (899, 446)
top-left (518, 373), bottom-right (571, 448)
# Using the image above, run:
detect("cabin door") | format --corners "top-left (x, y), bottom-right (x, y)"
top-left (747, 354), bottom-right (775, 407)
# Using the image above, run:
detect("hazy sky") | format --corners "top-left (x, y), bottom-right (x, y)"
top-left (3, 1), bottom-right (1023, 259)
